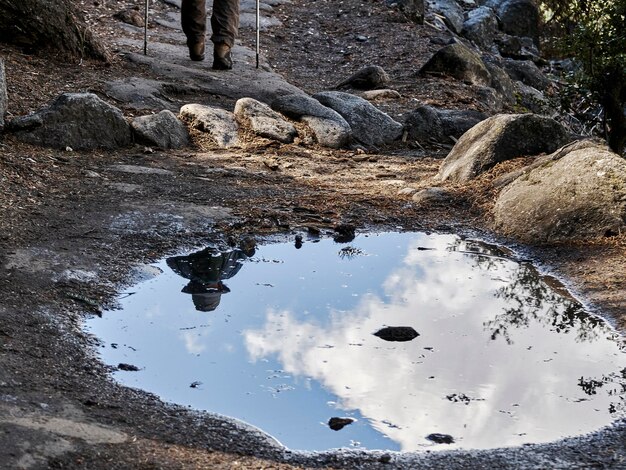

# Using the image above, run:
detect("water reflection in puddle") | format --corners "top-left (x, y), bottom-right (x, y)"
top-left (87, 233), bottom-right (626, 451)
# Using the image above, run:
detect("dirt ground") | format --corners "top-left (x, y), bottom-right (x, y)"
top-left (0, 0), bottom-right (625, 468)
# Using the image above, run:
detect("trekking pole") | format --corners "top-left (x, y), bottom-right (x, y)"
top-left (255, 0), bottom-right (260, 68)
top-left (144, 0), bottom-right (149, 55)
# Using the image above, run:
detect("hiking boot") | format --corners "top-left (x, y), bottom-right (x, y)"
top-left (212, 43), bottom-right (233, 70)
top-left (187, 40), bottom-right (205, 61)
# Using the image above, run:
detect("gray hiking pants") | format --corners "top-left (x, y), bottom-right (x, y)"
top-left (181, 0), bottom-right (239, 48)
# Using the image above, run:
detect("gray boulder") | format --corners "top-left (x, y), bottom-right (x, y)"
top-left (496, 34), bottom-right (541, 61)
top-left (502, 59), bottom-right (551, 91)
top-left (428, 0), bottom-right (464, 33)
top-left (271, 94), bottom-right (351, 148)
top-left (514, 81), bottom-right (551, 115)
top-left (179, 103), bottom-right (239, 148)
top-left (463, 6), bottom-right (499, 50)
top-left (0, 59), bottom-right (7, 129)
top-left (105, 77), bottom-right (178, 111)
top-left (437, 113), bottom-right (571, 182)
top-left (336, 65), bottom-right (390, 90)
top-left (234, 97), bottom-right (298, 144)
top-left (494, 142), bottom-right (626, 241)
top-left (131, 110), bottom-right (189, 149)
top-left (8, 93), bottom-right (132, 150)
top-left (419, 42), bottom-right (491, 87)
top-left (485, 61), bottom-right (516, 105)
top-left (496, 0), bottom-right (540, 42)
top-left (313, 91), bottom-right (403, 148)
top-left (404, 105), bottom-right (487, 143)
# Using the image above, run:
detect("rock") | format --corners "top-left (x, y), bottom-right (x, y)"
top-left (333, 223), bottom-right (356, 243)
top-left (476, 87), bottom-right (505, 112)
top-left (104, 78), bottom-right (180, 111)
top-left (313, 91), bottom-right (402, 148)
top-left (404, 105), bottom-right (487, 143)
top-left (179, 104), bottom-right (239, 148)
top-left (412, 187), bottom-right (452, 204)
top-left (388, 0), bottom-right (425, 24)
top-left (496, 0), bottom-right (540, 42)
top-left (301, 116), bottom-right (351, 148)
top-left (0, 59), bottom-right (7, 129)
top-left (328, 417), bottom-right (355, 431)
top-left (234, 98), bottom-right (298, 144)
top-left (426, 433), bottom-right (455, 444)
top-left (419, 42), bottom-right (491, 87)
top-left (117, 363), bottom-right (140, 371)
top-left (502, 59), bottom-right (551, 91)
top-left (494, 142), bottom-right (626, 242)
top-left (360, 89), bottom-right (402, 101)
top-left (114, 9), bottom-right (145, 27)
top-left (336, 65), bottom-right (390, 90)
top-left (271, 94), bottom-right (351, 148)
top-left (513, 81), bottom-right (551, 114)
top-left (131, 110), bottom-right (189, 149)
top-left (374, 326), bottom-right (420, 342)
top-left (462, 6), bottom-right (499, 50)
top-left (484, 61), bottom-right (516, 105)
top-left (8, 93), bottom-right (132, 150)
top-left (428, 0), bottom-right (464, 33)
top-left (496, 34), bottom-right (541, 61)
top-left (437, 114), bottom-right (571, 182)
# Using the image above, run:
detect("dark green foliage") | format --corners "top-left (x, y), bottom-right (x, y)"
top-left (541, 0), bottom-right (625, 155)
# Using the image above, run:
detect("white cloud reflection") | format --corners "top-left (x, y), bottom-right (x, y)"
top-left (244, 239), bottom-right (623, 450)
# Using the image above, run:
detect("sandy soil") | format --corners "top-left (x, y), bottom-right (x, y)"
top-left (0, 0), bottom-right (624, 468)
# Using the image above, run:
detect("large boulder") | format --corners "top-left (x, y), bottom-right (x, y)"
top-left (234, 97), bottom-right (298, 144)
top-left (463, 6), bottom-right (499, 50)
top-left (428, 0), bottom-right (464, 34)
top-left (419, 42), bottom-right (491, 87)
top-left (494, 142), bottom-right (626, 241)
top-left (271, 94), bottom-right (352, 148)
top-left (496, 0), bottom-right (540, 42)
top-left (404, 105), bottom-right (487, 143)
top-left (437, 113), bottom-right (571, 182)
top-left (313, 91), bottom-right (402, 148)
top-left (8, 93), bottom-right (132, 150)
top-left (0, 59), bottom-right (7, 129)
top-left (131, 110), bottom-right (189, 149)
top-left (179, 104), bottom-right (239, 148)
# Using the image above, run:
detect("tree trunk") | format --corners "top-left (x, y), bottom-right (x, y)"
top-left (0, 0), bottom-right (109, 61)
top-left (602, 67), bottom-right (626, 156)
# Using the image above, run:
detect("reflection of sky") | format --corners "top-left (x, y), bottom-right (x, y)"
top-left (87, 233), bottom-right (626, 452)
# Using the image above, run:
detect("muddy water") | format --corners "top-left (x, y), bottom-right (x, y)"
top-left (86, 233), bottom-right (626, 451)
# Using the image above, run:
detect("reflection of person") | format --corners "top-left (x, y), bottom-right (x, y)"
top-left (181, 0), bottom-right (238, 69)
top-left (166, 244), bottom-right (253, 311)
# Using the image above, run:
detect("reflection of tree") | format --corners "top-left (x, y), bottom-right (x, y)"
top-left (484, 263), bottom-right (611, 345)
top-left (166, 245), bottom-right (254, 312)
top-left (579, 370), bottom-right (626, 415)
top-left (445, 238), bottom-right (613, 345)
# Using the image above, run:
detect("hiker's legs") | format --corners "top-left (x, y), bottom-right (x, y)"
top-left (210, 0), bottom-right (239, 48)
top-left (181, 0), bottom-right (206, 45)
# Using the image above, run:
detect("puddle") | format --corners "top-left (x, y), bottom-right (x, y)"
top-left (86, 233), bottom-right (626, 452)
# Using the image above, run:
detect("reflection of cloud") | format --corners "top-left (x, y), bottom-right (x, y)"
top-left (181, 331), bottom-right (207, 355)
top-left (244, 242), bottom-right (623, 451)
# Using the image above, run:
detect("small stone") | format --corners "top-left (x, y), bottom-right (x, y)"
top-left (426, 433), bottom-right (455, 444)
top-left (336, 65), bottom-right (390, 90)
top-left (333, 223), bottom-right (356, 243)
top-left (131, 110), bottom-right (190, 149)
top-left (234, 97), bottom-right (298, 144)
top-left (379, 453), bottom-right (393, 464)
top-left (328, 417), bottom-right (355, 431)
top-left (360, 89), bottom-right (401, 101)
top-left (179, 104), bottom-right (239, 148)
top-left (374, 326), bottom-right (419, 342)
top-left (117, 363), bottom-right (140, 371)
